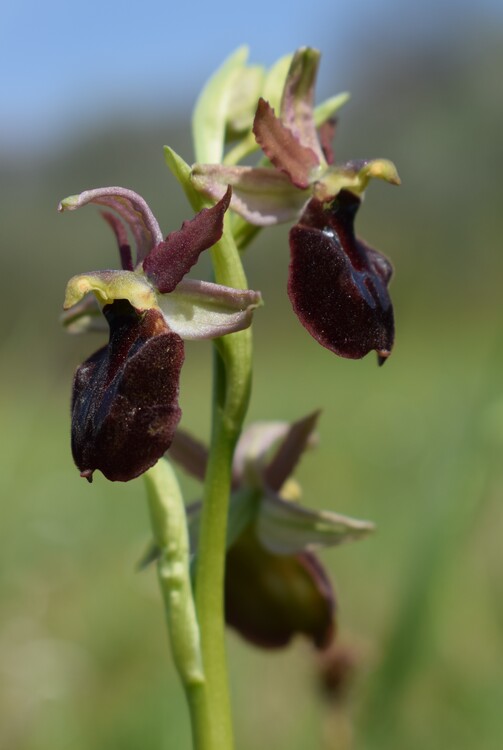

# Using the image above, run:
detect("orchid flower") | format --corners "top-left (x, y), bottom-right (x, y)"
top-left (59, 186), bottom-right (261, 482)
top-left (191, 48), bottom-right (399, 226)
top-left (190, 48), bottom-right (399, 362)
top-left (168, 412), bottom-right (374, 649)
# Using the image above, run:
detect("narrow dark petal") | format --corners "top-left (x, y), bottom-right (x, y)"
top-left (225, 528), bottom-right (335, 650)
top-left (317, 118), bottom-right (337, 166)
top-left (288, 192), bottom-right (395, 360)
top-left (58, 187), bottom-right (163, 264)
top-left (101, 211), bottom-right (134, 271)
top-left (169, 429), bottom-right (209, 483)
top-left (71, 300), bottom-right (184, 482)
top-left (263, 410), bottom-right (320, 493)
top-left (253, 98), bottom-right (319, 189)
top-left (142, 187), bottom-right (231, 294)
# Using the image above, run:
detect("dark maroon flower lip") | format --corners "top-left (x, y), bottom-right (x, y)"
top-left (224, 529), bottom-right (335, 650)
top-left (71, 300), bottom-right (184, 483)
top-left (288, 191), bottom-right (395, 362)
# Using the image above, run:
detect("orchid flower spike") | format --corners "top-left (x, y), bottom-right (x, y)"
top-left (59, 186), bottom-right (261, 482)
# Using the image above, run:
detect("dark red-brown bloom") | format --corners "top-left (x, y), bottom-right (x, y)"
top-left (288, 191), bottom-right (395, 363)
top-left (72, 301), bottom-right (184, 482)
top-left (60, 186), bottom-right (261, 482)
top-left (225, 527), bottom-right (335, 649)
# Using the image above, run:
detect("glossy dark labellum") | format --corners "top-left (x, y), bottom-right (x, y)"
top-left (71, 299), bottom-right (184, 482)
top-left (225, 527), bottom-right (335, 650)
top-left (288, 190), bottom-right (395, 362)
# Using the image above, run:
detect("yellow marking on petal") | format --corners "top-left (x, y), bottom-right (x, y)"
top-left (279, 478), bottom-right (302, 502)
top-left (63, 272), bottom-right (158, 312)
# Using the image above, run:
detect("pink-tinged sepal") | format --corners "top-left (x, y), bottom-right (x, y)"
top-left (252, 98), bottom-right (320, 188)
top-left (158, 279), bottom-right (262, 340)
top-left (58, 187), bottom-right (163, 263)
top-left (280, 47), bottom-right (326, 165)
top-left (191, 163), bottom-right (309, 226)
top-left (71, 301), bottom-right (184, 482)
top-left (317, 118), bottom-right (337, 165)
top-left (101, 211), bottom-right (134, 271)
top-left (288, 191), bottom-right (395, 361)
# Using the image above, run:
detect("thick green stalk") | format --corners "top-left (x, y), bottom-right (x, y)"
top-left (192, 218), bottom-right (252, 750)
top-left (162, 49), bottom-right (255, 745)
top-left (163, 161), bottom-right (252, 750)
top-left (143, 459), bottom-right (208, 744)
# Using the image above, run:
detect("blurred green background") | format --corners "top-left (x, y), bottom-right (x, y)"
top-left (1, 3), bottom-right (503, 749)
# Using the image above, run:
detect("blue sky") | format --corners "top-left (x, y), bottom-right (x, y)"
top-left (2, 0), bottom-right (502, 153)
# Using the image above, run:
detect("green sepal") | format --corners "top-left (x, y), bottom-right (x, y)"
top-left (226, 64), bottom-right (266, 138)
top-left (223, 53), bottom-right (294, 167)
top-left (192, 46), bottom-right (249, 164)
top-left (314, 92), bottom-right (351, 127)
top-left (164, 146), bottom-right (206, 211)
top-left (257, 494), bottom-right (375, 555)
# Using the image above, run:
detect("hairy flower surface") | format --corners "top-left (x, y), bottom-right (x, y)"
top-left (289, 191), bottom-right (395, 362)
top-left (169, 412), bottom-right (373, 649)
top-left (60, 186), bottom-right (261, 482)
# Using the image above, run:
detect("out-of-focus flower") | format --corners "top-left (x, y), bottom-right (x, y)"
top-left (59, 186), bottom-right (261, 482)
top-left (169, 412), bottom-right (374, 649)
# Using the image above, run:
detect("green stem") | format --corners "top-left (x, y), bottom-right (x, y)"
top-left (143, 459), bottom-right (207, 741)
top-left (164, 155), bottom-right (253, 749)
top-left (191, 217), bottom-right (252, 750)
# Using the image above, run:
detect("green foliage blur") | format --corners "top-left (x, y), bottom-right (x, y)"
top-left (1, 27), bottom-right (503, 750)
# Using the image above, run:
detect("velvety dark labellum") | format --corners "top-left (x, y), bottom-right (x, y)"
top-left (71, 300), bottom-right (184, 482)
top-left (288, 191), bottom-right (394, 361)
top-left (225, 527), bottom-right (335, 650)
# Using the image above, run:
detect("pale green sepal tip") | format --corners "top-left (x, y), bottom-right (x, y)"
top-left (164, 146), bottom-right (206, 211)
top-left (58, 194), bottom-right (80, 211)
top-left (316, 158), bottom-right (401, 200)
top-left (314, 92), bottom-right (351, 127)
top-left (163, 145), bottom-right (191, 182)
top-left (361, 158), bottom-right (401, 186)
top-left (63, 271), bottom-right (157, 311)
